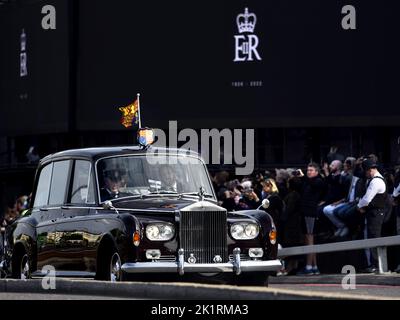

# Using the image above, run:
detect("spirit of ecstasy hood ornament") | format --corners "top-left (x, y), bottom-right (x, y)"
top-left (198, 186), bottom-right (206, 201)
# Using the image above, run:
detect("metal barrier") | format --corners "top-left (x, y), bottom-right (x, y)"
top-left (277, 235), bottom-right (400, 274)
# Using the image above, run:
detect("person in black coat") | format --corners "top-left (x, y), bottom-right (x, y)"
top-left (280, 177), bottom-right (305, 275)
top-left (100, 168), bottom-right (132, 201)
top-left (297, 163), bottom-right (326, 275)
top-left (260, 178), bottom-right (284, 241)
top-left (281, 177), bottom-right (303, 247)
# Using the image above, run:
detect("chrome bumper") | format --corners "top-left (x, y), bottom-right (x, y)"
top-left (121, 248), bottom-right (282, 275)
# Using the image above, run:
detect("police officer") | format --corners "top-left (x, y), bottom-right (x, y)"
top-left (357, 159), bottom-right (387, 273)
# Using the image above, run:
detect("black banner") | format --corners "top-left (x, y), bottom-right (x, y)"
top-left (1, 0), bottom-right (400, 134)
top-left (0, 0), bottom-right (70, 135)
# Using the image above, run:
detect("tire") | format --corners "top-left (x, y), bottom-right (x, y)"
top-left (12, 250), bottom-right (31, 280)
top-left (230, 272), bottom-right (269, 287)
top-left (190, 272), bottom-right (227, 285)
top-left (95, 246), bottom-right (124, 282)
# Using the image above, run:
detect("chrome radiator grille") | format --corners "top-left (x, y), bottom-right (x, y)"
top-left (179, 210), bottom-right (228, 263)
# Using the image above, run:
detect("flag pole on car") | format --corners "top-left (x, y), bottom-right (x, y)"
top-left (136, 92), bottom-right (142, 129)
top-left (118, 93), bottom-right (154, 147)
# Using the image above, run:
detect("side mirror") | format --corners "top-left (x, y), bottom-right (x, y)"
top-left (261, 199), bottom-right (270, 209)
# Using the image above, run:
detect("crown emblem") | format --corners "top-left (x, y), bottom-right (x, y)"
top-left (236, 7), bottom-right (257, 33)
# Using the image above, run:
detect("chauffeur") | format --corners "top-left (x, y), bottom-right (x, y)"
top-left (101, 168), bottom-right (131, 201)
top-left (357, 159), bottom-right (387, 273)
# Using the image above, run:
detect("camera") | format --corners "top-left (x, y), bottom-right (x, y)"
top-left (292, 169), bottom-right (301, 176)
top-left (242, 187), bottom-right (253, 195)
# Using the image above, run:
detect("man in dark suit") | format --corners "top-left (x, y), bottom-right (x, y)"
top-left (159, 165), bottom-right (180, 192)
top-left (100, 168), bottom-right (132, 201)
top-left (326, 174), bottom-right (365, 238)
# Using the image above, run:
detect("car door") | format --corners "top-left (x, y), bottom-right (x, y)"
top-left (54, 159), bottom-right (99, 275)
top-left (33, 161), bottom-right (71, 272)
top-left (36, 160), bottom-right (72, 272)
top-left (33, 162), bottom-right (58, 271)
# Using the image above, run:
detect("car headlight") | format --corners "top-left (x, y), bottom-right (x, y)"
top-left (145, 223), bottom-right (175, 241)
top-left (230, 222), bottom-right (259, 240)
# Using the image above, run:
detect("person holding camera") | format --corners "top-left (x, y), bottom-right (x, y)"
top-left (241, 180), bottom-right (261, 210)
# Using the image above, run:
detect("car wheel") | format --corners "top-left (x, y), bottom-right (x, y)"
top-left (12, 251), bottom-right (31, 280)
top-left (96, 247), bottom-right (124, 282)
top-left (110, 252), bottom-right (122, 282)
top-left (231, 272), bottom-right (269, 287)
top-left (189, 272), bottom-right (226, 284)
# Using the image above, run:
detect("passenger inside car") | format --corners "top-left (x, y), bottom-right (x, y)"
top-left (100, 168), bottom-right (132, 201)
top-left (159, 165), bottom-right (178, 192)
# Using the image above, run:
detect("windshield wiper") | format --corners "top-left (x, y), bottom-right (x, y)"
top-left (143, 190), bottom-right (214, 199)
top-left (105, 194), bottom-right (144, 203)
top-left (179, 192), bottom-right (214, 198)
top-left (106, 189), bottom-right (214, 200)
top-left (142, 190), bottom-right (180, 198)
top-left (148, 190), bottom-right (179, 194)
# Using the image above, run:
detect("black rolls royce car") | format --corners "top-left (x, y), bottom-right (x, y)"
top-left (4, 143), bottom-right (281, 285)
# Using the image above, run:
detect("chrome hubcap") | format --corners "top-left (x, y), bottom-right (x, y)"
top-left (20, 254), bottom-right (29, 280)
top-left (110, 252), bottom-right (121, 282)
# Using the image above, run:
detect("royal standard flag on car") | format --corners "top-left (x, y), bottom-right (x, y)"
top-left (119, 99), bottom-right (139, 128)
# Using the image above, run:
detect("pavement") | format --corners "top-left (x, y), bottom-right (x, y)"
top-left (0, 292), bottom-right (135, 300)
top-left (0, 274), bottom-right (399, 300)
top-left (268, 273), bottom-right (400, 299)
top-left (269, 273), bottom-right (400, 286)
top-left (270, 283), bottom-right (400, 299)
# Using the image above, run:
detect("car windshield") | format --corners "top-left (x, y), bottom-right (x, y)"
top-left (97, 155), bottom-right (214, 202)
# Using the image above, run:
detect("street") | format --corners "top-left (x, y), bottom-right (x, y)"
top-left (0, 276), bottom-right (399, 300)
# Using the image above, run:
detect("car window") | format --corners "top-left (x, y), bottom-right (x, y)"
top-left (87, 170), bottom-right (96, 204)
top-left (97, 155), bottom-right (214, 202)
top-left (33, 163), bottom-right (53, 208)
top-left (48, 160), bottom-right (71, 205)
top-left (70, 160), bottom-right (95, 204)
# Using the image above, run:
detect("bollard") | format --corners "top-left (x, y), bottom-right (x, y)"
top-left (377, 246), bottom-right (388, 274)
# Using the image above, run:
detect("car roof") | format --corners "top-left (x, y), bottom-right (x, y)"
top-left (39, 146), bottom-right (202, 165)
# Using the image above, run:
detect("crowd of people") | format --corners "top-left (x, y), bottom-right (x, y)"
top-left (2, 148), bottom-right (400, 277)
top-left (0, 194), bottom-right (30, 258)
top-left (1, 195), bottom-right (30, 229)
top-left (210, 152), bottom-right (400, 276)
